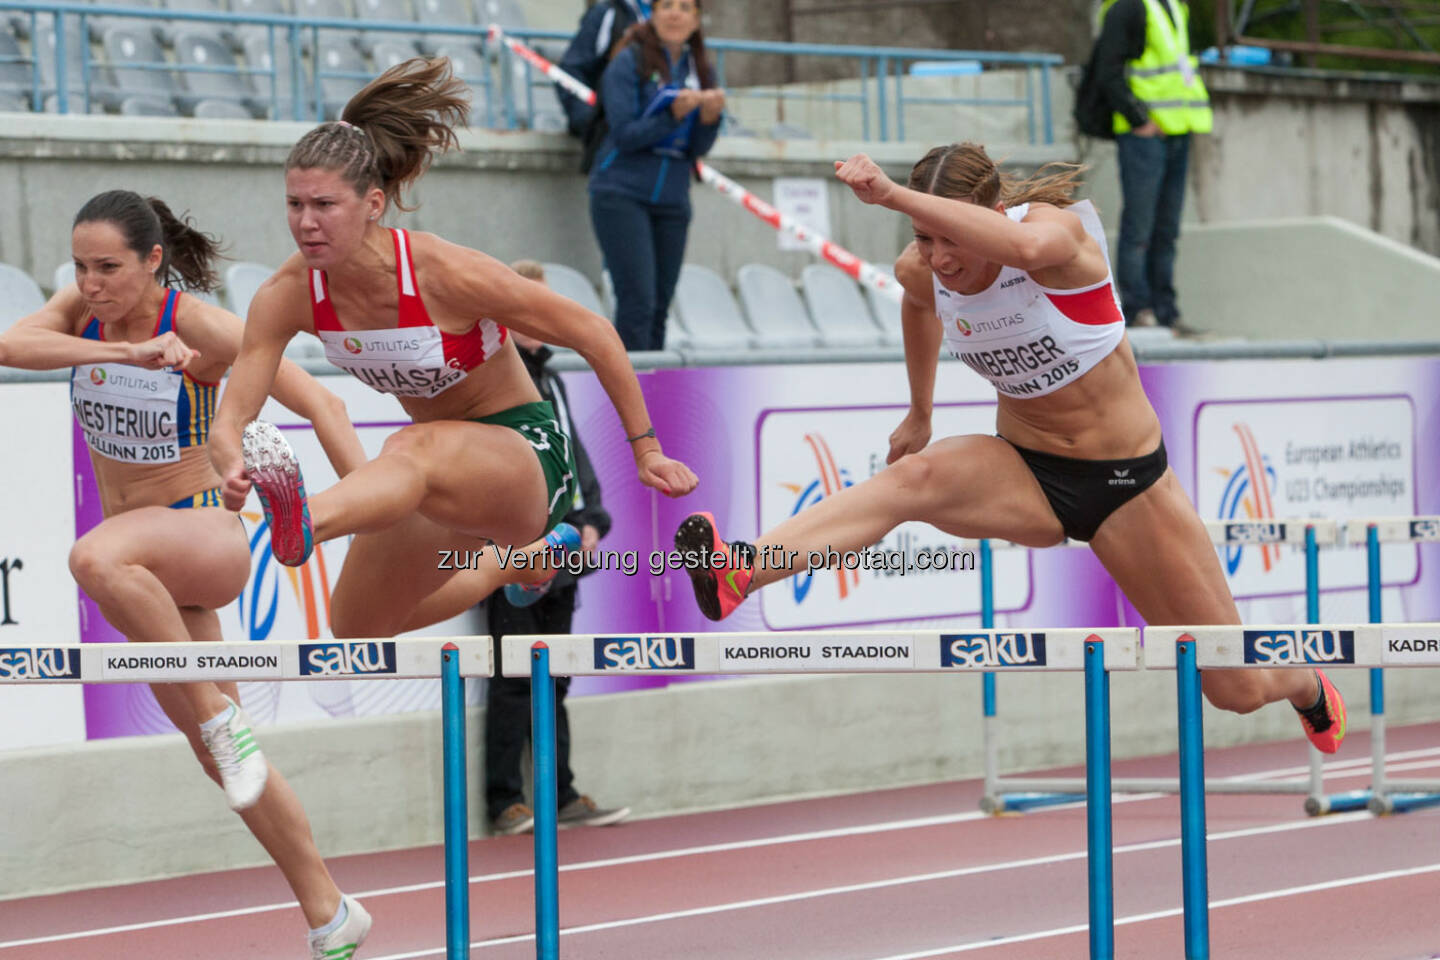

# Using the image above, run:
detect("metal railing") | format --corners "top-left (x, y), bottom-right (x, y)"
top-left (0, 1), bottom-right (1061, 143)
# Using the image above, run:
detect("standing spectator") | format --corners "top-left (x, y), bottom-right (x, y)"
top-left (486, 260), bottom-right (630, 836)
top-left (1090, 0), bottom-right (1212, 330)
top-left (588, 0), bottom-right (724, 352)
top-left (557, 0), bottom-right (650, 169)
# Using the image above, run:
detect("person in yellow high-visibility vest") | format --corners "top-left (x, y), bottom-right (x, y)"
top-left (1093, 0), bottom-right (1212, 331)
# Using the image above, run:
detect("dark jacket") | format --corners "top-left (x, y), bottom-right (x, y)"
top-left (1077, 0), bottom-right (1173, 136)
top-left (587, 44), bottom-right (721, 209)
top-left (521, 344), bottom-right (610, 589)
top-left (557, 0), bottom-right (645, 139)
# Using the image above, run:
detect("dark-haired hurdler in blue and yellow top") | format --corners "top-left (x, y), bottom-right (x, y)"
top-left (70, 288), bottom-right (226, 509)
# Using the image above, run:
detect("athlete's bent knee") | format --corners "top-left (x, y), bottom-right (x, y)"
top-left (1203, 675), bottom-right (1269, 715)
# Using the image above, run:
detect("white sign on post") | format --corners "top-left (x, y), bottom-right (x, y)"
top-left (773, 178), bottom-right (831, 252)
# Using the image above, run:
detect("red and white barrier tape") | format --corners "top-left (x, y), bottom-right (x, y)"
top-left (485, 26), bottom-right (903, 304)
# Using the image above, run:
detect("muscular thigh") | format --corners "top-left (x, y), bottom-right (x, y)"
top-left (330, 511), bottom-right (493, 638)
top-left (1088, 469), bottom-right (1240, 626)
top-left (73, 506), bottom-right (250, 610)
top-left (394, 421), bottom-right (550, 545)
top-left (909, 436), bottom-right (1066, 547)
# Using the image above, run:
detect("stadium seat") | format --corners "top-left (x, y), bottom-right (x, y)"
top-left (0, 26), bottom-right (30, 99)
top-left (539, 263), bottom-right (604, 316)
top-left (526, 81), bottom-right (565, 132)
top-left (160, 0), bottom-right (231, 45)
top-left (800, 264), bottom-right (884, 348)
top-left (370, 38), bottom-right (420, 72)
top-left (224, 261), bottom-right (273, 318)
top-left (866, 277), bottom-right (903, 346)
top-left (120, 94), bottom-right (180, 116)
top-left (315, 36), bottom-right (366, 119)
top-left (43, 93), bottom-right (108, 114)
top-left (353, 0), bottom-right (420, 54)
top-left (193, 97), bottom-right (252, 118)
top-left (174, 31), bottom-right (254, 114)
top-left (104, 26), bottom-right (179, 107)
top-left (735, 263), bottom-right (820, 349)
top-left (53, 262), bottom-right (75, 293)
top-left (241, 32), bottom-right (304, 119)
top-left (292, 0), bottom-right (363, 51)
top-left (672, 264), bottom-right (755, 351)
top-left (0, 264), bottom-right (46, 333)
top-left (413, 0), bottom-right (471, 55)
top-left (431, 42), bottom-right (488, 126)
top-left (230, 0), bottom-right (292, 46)
top-left (87, 0), bottom-right (165, 44)
top-left (36, 21), bottom-right (104, 107)
top-left (0, 91), bottom-right (26, 112)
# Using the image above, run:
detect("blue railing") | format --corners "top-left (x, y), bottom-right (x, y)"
top-left (0, 1), bottom-right (1061, 143)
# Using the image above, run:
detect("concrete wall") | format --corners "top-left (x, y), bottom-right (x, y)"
top-left (4, 662), bottom-right (1437, 899)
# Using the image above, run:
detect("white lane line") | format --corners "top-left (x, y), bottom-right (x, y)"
top-left (2, 746), bottom-right (1430, 951)
top-left (358, 811), bottom-right (1381, 959)
top-left (864, 862), bottom-right (1440, 958)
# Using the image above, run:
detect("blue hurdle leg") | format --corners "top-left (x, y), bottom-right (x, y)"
top-left (1084, 641), bottom-right (1114, 960)
top-left (531, 643), bottom-right (560, 960)
top-left (441, 644), bottom-right (471, 960)
top-left (1176, 640), bottom-right (1210, 960)
top-left (995, 792), bottom-right (1088, 814)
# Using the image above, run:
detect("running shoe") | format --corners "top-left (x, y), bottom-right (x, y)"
top-left (674, 512), bottom-right (754, 621)
top-left (308, 895), bottom-right (372, 960)
top-left (198, 695), bottom-right (269, 812)
top-left (502, 522), bottom-right (580, 609)
top-left (242, 420), bottom-right (313, 567)
top-left (1298, 669), bottom-right (1347, 754)
top-left (491, 803), bottom-right (535, 836)
top-left (558, 795), bottom-right (631, 828)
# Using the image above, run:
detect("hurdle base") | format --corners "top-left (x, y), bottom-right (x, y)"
top-left (983, 791), bottom-right (1086, 814)
top-left (1370, 792), bottom-right (1440, 816)
top-left (996, 776), bottom-right (1321, 796)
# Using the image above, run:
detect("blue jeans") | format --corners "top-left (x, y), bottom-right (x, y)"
top-left (589, 190), bottom-right (691, 352)
top-left (1116, 132), bottom-right (1190, 326)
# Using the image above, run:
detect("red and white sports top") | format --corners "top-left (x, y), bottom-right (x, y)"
top-left (934, 199), bottom-right (1124, 399)
top-left (310, 228), bottom-right (507, 399)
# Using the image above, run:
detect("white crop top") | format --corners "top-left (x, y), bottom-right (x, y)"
top-left (933, 199), bottom-right (1124, 398)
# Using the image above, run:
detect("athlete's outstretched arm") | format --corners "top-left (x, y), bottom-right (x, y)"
top-left (210, 275), bottom-right (307, 510)
top-left (428, 240), bottom-right (698, 498)
top-left (180, 297), bottom-right (366, 483)
top-left (888, 243), bottom-right (942, 464)
top-left (834, 154), bottom-right (1086, 274)
top-left (0, 286), bottom-right (198, 370)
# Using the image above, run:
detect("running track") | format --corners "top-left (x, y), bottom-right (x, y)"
top-left (4, 723), bottom-right (1440, 960)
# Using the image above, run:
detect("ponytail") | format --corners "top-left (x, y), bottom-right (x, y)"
top-left (285, 57), bottom-right (470, 213)
top-left (73, 190), bottom-right (223, 292)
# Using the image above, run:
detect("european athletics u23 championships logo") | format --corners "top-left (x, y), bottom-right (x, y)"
top-left (89, 367), bottom-right (107, 386)
top-left (1214, 422), bottom-right (1280, 576)
top-left (778, 433), bottom-right (857, 605)
top-left (343, 336), bottom-right (363, 355)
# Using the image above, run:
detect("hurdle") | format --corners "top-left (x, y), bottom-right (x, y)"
top-left (976, 518), bottom-right (1337, 815)
top-left (1144, 621), bottom-right (1440, 959)
top-left (502, 628), bottom-right (1140, 960)
top-left (0, 637), bottom-right (492, 960)
top-left (1314, 517), bottom-right (1440, 816)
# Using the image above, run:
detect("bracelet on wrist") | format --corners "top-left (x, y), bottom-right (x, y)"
top-left (626, 427), bottom-right (656, 444)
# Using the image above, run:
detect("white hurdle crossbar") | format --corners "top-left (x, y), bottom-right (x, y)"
top-left (503, 629), bottom-right (1139, 960)
top-left (0, 637), bottom-right (493, 960)
top-left (977, 518), bottom-right (1338, 815)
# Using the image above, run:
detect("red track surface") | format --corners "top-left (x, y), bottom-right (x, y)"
top-left (4, 723), bottom-right (1440, 960)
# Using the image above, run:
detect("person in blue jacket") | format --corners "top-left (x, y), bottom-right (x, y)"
top-left (588, 0), bottom-right (724, 352)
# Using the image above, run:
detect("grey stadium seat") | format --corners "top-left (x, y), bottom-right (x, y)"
top-left (121, 95), bottom-right (180, 116)
top-left (230, 0), bottom-right (292, 46)
top-left (175, 31), bottom-right (253, 113)
top-left (193, 97), bottom-right (253, 118)
top-left (53, 262), bottom-right (75, 293)
top-left (735, 263), bottom-right (820, 349)
top-left (371, 38), bottom-right (420, 72)
top-left (225, 261), bottom-right (273, 318)
top-left (414, 0), bottom-right (472, 55)
top-left (36, 21), bottom-right (105, 106)
top-left (0, 92), bottom-right (27, 112)
top-left (800, 264), bottom-right (884, 348)
top-left (539, 263), bottom-right (603, 316)
top-left (0, 264), bottom-right (47, 333)
top-left (104, 27), bottom-right (179, 107)
top-left (86, 0), bottom-right (165, 43)
top-left (241, 32), bottom-right (304, 119)
top-left (160, 0), bottom-right (232, 44)
top-left (671, 264), bottom-right (754, 351)
top-left (293, 0), bottom-right (363, 51)
top-left (0, 26), bottom-right (30, 99)
top-left (353, 0), bottom-right (418, 54)
top-left (431, 43), bottom-right (486, 125)
top-left (866, 278), bottom-right (903, 346)
top-left (315, 37), bottom-right (367, 119)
